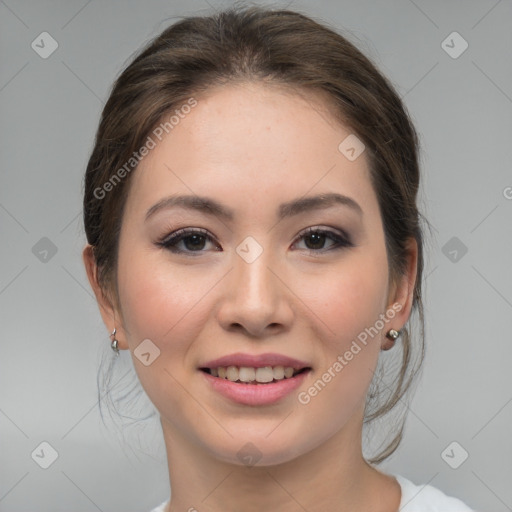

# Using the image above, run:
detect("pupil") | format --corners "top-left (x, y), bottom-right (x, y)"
top-left (185, 234), bottom-right (205, 250)
top-left (306, 232), bottom-right (325, 250)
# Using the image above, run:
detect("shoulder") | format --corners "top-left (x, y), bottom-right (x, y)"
top-left (148, 500), bottom-right (169, 512)
top-left (395, 474), bottom-right (475, 511)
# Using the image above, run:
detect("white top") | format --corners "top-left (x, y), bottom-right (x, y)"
top-left (148, 474), bottom-right (475, 511)
top-left (395, 475), bottom-right (474, 511)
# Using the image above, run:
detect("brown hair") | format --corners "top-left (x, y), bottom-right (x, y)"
top-left (84, 4), bottom-right (427, 464)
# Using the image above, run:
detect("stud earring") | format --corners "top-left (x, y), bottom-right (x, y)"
top-left (382, 328), bottom-right (401, 351)
top-left (110, 328), bottom-right (120, 355)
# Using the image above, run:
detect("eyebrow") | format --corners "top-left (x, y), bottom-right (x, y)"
top-left (144, 192), bottom-right (363, 223)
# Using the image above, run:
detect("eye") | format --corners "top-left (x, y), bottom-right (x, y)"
top-left (292, 227), bottom-right (353, 252)
top-left (156, 226), bottom-right (353, 256)
top-left (157, 228), bottom-right (220, 254)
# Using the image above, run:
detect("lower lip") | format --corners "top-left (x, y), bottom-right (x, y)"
top-left (200, 369), bottom-right (311, 406)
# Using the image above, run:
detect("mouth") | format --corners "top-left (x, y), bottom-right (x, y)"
top-left (200, 366), bottom-right (311, 384)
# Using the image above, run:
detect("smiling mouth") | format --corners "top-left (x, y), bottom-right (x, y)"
top-left (200, 366), bottom-right (311, 384)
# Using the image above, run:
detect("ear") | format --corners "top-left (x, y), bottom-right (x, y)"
top-left (384, 237), bottom-right (418, 344)
top-left (82, 244), bottom-right (128, 350)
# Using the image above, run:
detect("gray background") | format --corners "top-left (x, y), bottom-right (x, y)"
top-left (1, 0), bottom-right (511, 511)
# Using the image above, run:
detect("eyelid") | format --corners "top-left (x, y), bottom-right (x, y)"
top-left (157, 227), bottom-right (220, 254)
top-left (294, 225), bottom-right (351, 242)
top-left (291, 226), bottom-right (353, 251)
top-left (156, 225), bottom-right (353, 254)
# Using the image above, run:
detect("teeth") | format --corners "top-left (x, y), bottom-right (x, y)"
top-left (238, 367), bottom-right (256, 382)
top-left (284, 367), bottom-right (294, 378)
top-left (226, 366), bottom-right (239, 382)
top-left (273, 365), bottom-right (284, 379)
top-left (208, 365), bottom-right (303, 383)
top-left (255, 366), bottom-right (274, 383)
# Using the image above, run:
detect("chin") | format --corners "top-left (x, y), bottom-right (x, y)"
top-left (200, 427), bottom-right (316, 468)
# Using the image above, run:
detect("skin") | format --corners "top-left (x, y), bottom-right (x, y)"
top-left (84, 82), bottom-right (418, 512)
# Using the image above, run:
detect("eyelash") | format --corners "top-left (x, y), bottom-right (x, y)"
top-left (156, 227), bottom-right (354, 256)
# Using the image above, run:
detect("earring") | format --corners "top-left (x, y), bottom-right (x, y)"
top-left (110, 328), bottom-right (120, 355)
top-left (382, 328), bottom-right (400, 351)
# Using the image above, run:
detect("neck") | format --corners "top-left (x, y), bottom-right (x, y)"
top-left (160, 414), bottom-right (396, 512)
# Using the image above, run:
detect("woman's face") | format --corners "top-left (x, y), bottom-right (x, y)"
top-left (108, 82), bottom-right (411, 465)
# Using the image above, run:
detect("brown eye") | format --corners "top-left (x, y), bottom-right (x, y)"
top-left (303, 232), bottom-right (328, 250)
top-left (293, 227), bottom-right (353, 252)
top-left (158, 228), bottom-right (220, 254)
top-left (182, 233), bottom-right (207, 251)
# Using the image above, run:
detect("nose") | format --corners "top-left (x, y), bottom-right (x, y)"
top-left (216, 249), bottom-right (294, 338)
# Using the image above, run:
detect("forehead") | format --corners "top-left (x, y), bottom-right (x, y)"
top-left (164, 82), bottom-right (345, 160)
top-left (125, 82), bottom-right (377, 219)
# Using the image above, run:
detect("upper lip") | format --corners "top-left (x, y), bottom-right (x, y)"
top-left (200, 352), bottom-right (311, 369)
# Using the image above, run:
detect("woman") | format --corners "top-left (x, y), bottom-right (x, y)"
top-left (82, 5), bottom-right (474, 511)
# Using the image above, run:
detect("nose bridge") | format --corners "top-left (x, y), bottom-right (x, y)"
top-left (216, 238), bottom-right (292, 335)
top-left (233, 243), bottom-right (277, 309)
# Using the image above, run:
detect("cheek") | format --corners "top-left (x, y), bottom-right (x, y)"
top-left (116, 249), bottom-right (213, 353)
top-left (115, 250), bottom-right (216, 414)
top-left (294, 250), bottom-right (389, 408)
top-left (295, 250), bottom-right (390, 348)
